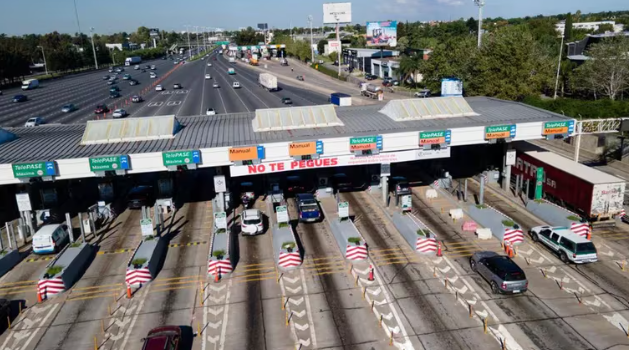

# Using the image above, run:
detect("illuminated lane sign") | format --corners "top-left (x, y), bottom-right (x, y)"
top-left (485, 125), bottom-right (516, 140)
top-left (419, 130), bottom-right (451, 145)
top-left (89, 155), bottom-right (130, 172)
top-left (349, 136), bottom-right (382, 151)
top-left (162, 150), bottom-right (201, 166)
top-left (543, 121), bottom-right (574, 135)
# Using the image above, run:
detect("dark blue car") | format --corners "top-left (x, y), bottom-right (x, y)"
top-left (13, 94), bottom-right (27, 102)
top-left (296, 193), bottom-right (320, 222)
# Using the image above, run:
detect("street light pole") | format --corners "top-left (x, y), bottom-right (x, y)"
top-left (473, 0), bottom-right (485, 48)
top-left (308, 15), bottom-right (314, 64)
top-left (37, 46), bottom-right (48, 76)
top-left (90, 27), bottom-right (99, 69)
top-left (553, 33), bottom-right (565, 100)
top-left (195, 26), bottom-right (200, 53)
top-left (185, 25), bottom-right (192, 60)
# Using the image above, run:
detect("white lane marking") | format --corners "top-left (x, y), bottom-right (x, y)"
top-left (199, 63), bottom-right (208, 115)
top-left (218, 279), bottom-right (232, 350)
top-left (3, 303), bottom-right (59, 350)
top-left (119, 285), bottom-right (151, 350)
top-left (300, 268), bottom-right (318, 348)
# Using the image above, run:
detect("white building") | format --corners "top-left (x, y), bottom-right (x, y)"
top-left (555, 21), bottom-right (624, 35)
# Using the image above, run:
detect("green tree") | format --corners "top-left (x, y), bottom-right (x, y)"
top-left (396, 37), bottom-right (409, 53)
top-left (398, 54), bottom-right (423, 85)
top-left (564, 13), bottom-right (573, 42)
top-left (594, 23), bottom-right (614, 34)
top-left (317, 39), bottom-right (328, 55)
top-left (418, 36), bottom-right (478, 93)
top-left (350, 36), bottom-right (366, 48)
top-left (466, 17), bottom-right (478, 33)
top-left (576, 36), bottom-right (629, 100)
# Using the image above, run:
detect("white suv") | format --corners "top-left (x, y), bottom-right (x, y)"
top-left (530, 226), bottom-right (598, 264)
top-left (241, 209), bottom-right (263, 235)
top-left (232, 82), bottom-right (241, 89)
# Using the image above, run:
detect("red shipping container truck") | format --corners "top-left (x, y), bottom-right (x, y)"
top-left (512, 150), bottom-right (625, 221)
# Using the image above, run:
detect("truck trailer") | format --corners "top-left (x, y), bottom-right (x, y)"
top-left (21, 79), bottom-right (39, 90)
top-left (125, 56), bottom-right (142, 66)
top-left (511, 150), bottom-right (625, 223)
top-left (259, 73), bottom-right (278, 91)
top-left (360, 83), bottom-right (383, 99)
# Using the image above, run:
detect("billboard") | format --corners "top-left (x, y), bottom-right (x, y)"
top-left (323, 2), bottom-right (352, 24)
top-left (257, 23), bottom-right (268, 30)
top-left (149, 28), bottom-right (160, 37)
top-left (366, 21), bottom-right (397, 47)
top-left (441, 78), bottom-right (463, 97)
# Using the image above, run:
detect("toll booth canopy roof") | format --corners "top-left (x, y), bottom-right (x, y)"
top-left (0, 97), bottom-right (571, 163)
top-left (81, 115), bottom-right (181, 145)
top-left (252, 105), bottom-right (343, 132)
top-left (380, 97), bottom-right (479, 121)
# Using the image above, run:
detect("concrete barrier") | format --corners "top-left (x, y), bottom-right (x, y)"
top-left (125, 237), bottom-right (167, 287)
top-left (391, 212), bottom-right (437, 254)
top-left (476, 228), bottom-right (493, 240)
top-left (207, 228), bottom-right (233, 277)
top-left (525, 199), bottom-right (590, 236)
top-left (319, 197), bottom-right (368, 260)
top-left (38, 243), bottom-right (94, 298)
top-left (425, 189), bottom-right (438, 199)
top-left (467, 205), bottom-right (524, 245)
top-left (450, 208), bottom-right (464, 220)
top-left (272, 224), bottom-right (302, 270)
top-left (0, 249), bottom-right (21, 278)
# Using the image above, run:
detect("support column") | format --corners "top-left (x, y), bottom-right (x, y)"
top-left (479, 176), bottom-right (485, 205)
top-left (573, 133), bottom-right (582, 162)
top-left (381, 176), bottom-right (388, 205)
top-left (525, 179), bottom-right (530, 199)
top-left (464, 179), bottom-right (468, 202)
top-left (65, 212), bottom-right (74, 243)
top-left (78, 213), bottom-right (86, 243)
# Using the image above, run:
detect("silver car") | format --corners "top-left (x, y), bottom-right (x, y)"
top-left (470, 251), bottom-right (528, 294)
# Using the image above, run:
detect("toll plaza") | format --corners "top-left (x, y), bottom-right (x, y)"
top-left (0, 96), bottom-right (602, 350)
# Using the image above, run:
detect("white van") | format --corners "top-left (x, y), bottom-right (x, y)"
top-left (32, 224), bottom-right (70, 254)
top-left (530, 226), bottom-right (598, 264)
top-left (232, 82), bottom-right (241, 89)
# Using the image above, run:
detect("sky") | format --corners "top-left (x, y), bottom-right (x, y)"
top-left (0, 0), bottom-right (627, 35)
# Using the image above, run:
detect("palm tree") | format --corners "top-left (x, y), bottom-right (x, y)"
top-left (398, 54), bottom-right (423, 86)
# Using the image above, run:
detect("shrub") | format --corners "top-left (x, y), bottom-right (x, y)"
top-left (347, 237), bottom-right (362, 244)
top-left (501, 220), bottom-right (516, 227)
top-left (216, 228), bottom-right (227, 234)
top-left (566, 215), bottom-right (581, 221)
top-left (476, 204), bottom-right (487, 209)
top-left (131, 258), bottom-right (147, 266)
top-left (279, 222), bottom-right (289, 228)
top-left (70, 242), bottom-right (82, 248)
top-left (46, 266), bottom-right (64, 276)
top-left (281, 242), bottom-right (296, 250)
top-left (416, 229), bottom-right (429, 237)
top-left (212, 250), bottom-right (226, 258)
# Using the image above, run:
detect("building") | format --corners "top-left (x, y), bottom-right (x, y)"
top-left (342, 48), bottom-right (400, 75)
top-left (555, 21), bottom-right (624, 35)
top-left (566, 32), bottom-right (629, 64)
top-left (370, 58), bottom-right (400, 79)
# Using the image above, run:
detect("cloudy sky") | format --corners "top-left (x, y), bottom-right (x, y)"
top-left (0, 0), bottom-right (627, 35)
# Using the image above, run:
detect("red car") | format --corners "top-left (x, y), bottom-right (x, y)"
top-left (142, 326), bottom-right (181, 350)
top-left (94, 104), bottom-right (109, 114)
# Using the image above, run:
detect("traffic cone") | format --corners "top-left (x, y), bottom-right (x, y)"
top-left (586, 231), bottom-right (591, 240)
top-left (37, 290), bottom-right (42, 303)
top-left (507, 243), bottom-right (514, 258)
top-left (214, 266), bottom-right (221, 283)
top-left (126, 284), bottom-right (132, 298)
top-left (436, 241), bottom-right (442, 257)
top-left (368, 265), bottom-right (374, 281)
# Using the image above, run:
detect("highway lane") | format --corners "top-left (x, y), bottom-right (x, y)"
top-left (0, 59), bottom-right (174, 127)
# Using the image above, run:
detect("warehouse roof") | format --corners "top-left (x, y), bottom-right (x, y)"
top-left (0, 97), bottom-right (571, 163)
top-left (523, 150), bottom-right (624, 184)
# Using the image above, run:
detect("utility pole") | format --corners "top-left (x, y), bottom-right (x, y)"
top-left (195, 26), bottom-right (200, 53)
top-left (473, 0), bottom-right (485, 48)
top-left (553, 33), bottom-right (565, 99)
top-left (308, 15), bottom-right (315, 64)
top-left (90, 27), bottom-right (99, 69)
top-left (37, 46), bottom-right (48, 76)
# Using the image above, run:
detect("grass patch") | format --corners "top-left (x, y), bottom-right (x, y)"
top-left (131, 258), bottom-right (147, 266)
top-left (0, 250), bottom-right (6, 257)
top-left (502, 220), bottom-right (516, 227)
top-left (70, 242), bottom-right (82, 248)
top-left (475, 204), bottom-right (487, 209)
top-left (281, 242), bottom-right (296, 250)
top-left (312, 63), bottom-right (348, 82)
top-left (215, 228), bottom-right (227, 234)
top-left (46, 266), bottom-right (64, 277)
top-left (416, 229), bottom-right (430, 237)
top-left (212, 249), bottom-right (226, 258)
top-left (534, 199), bottom-right (544, 203)
top-left (566, 215), bottom-right (581, 221)
top-left (347, 237), bottom-right (362, 245)
top-left (144, 236), bottom-right (155, 241)
top-left (279, 222), bottom-right (289, 228)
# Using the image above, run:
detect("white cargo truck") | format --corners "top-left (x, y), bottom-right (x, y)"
top-left (259, 73), bottom-right (278, 91)
top-left (21, 79), bottom-right (39, 90)
top-left (229, 57), bottom-right (236, 63)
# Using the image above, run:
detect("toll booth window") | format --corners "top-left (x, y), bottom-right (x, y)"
top-left (301, 155), bottom-right (312, 161)
top-left (242, 160), bottom-right (254, 166)
top-left (430, 144), bottom-right (441, 150)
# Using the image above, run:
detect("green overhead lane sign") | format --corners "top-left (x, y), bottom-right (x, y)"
top-left (89, 155), bottom-right (130, 172)
top-left (12, 161), bottom-right (57, 178)
top-left (162, 150), bottom-right (201, 167)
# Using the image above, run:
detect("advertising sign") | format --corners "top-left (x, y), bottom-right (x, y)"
top-left (419, 131), bottom-right (451, 146)
top-left (401, 195), bottom-right (412, 211)
top-left (289, 142), bottom-right (318, 156)
top-left (485, 125), bottom-right (516, 140)
top-left (149, 28), bottom-right (160, 37)
top-left (230, 148), bottom-right (451, 177)
top-left (506, 150), bottom-right (516, 166)
top-left (89, 155), bottom-right (130, 172)
top-left (140, 218), bottom-right (154, 236)
top-left (441, 78), bottom-right (463, 97)
top-left (214, 212), bottom-right (227, 229)
top-left (543, 121), bottom-right (574, 135)
top-left (276, 205), bottom-right (289, 223)
top-left (162, 150), bottom-right (201, 166)
top-left (323, 2), bottom-right (352, 24)
top-left (338, 201), bottom-right (349, 218)
top-left (349, 136), bottom-right (382, 151)
top-left (12, 161), bottom-right (57, 178)
top-left (214, 175), bottom-right (227, 193)
top-left (366, 21), bottom-right (398, 47)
